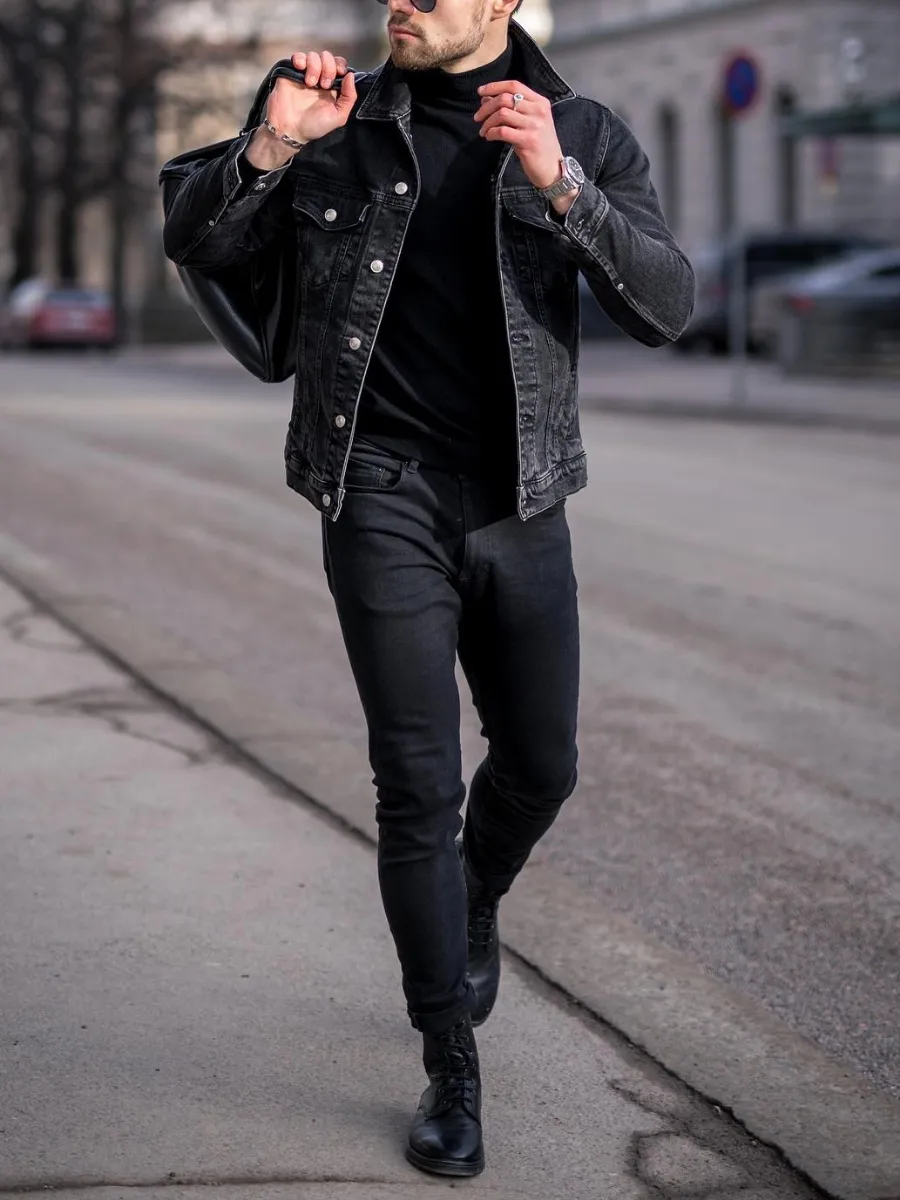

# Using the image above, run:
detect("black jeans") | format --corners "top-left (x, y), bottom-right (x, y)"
top-left (323, 441), bottom-right (579, 1034)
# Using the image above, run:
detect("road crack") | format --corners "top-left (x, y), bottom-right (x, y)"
top-left (0, 684), bottom-right (219, 766)
top-left (1, 606), bottom-right (88, 655)
top-left (0, 1174), bottom-right (404, 1195)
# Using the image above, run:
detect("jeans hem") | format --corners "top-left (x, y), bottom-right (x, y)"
top-left (408, 985), bottom-right (475, 1035)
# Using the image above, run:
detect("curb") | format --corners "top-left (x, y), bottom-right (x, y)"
top-left (2, 543), bottom-right (899, 1200)
top-left (580, 395), bottom-right (900, 435)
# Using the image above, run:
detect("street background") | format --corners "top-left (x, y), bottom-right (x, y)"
top-left (2, 0), bottom-right (900, 1195)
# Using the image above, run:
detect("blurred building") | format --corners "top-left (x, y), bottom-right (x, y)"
top-left (156, 1), bottom-right (384, 172)
top-left (143, 0), bottom-right (385, 334)
top-left (547, 0), bottom-right (900, 255)
top-left (157, 0), bottom-right (552, 159)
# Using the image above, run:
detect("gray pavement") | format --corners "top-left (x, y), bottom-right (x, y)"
top-left (2, 350), bottom-right (900, 1196)
top-left (576, 342), bottom-right (900, 430)
top-left (119, 341), bottom-right (900, 430)
top-left (0, 576), bottom-right (819, 1198)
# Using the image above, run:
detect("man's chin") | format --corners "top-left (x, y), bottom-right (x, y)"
top-left (390, 38), bottom-right (439, 70)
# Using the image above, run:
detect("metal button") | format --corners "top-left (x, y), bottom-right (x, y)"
top-left (617, 282), bottom-right (625, 291)
top-left (334, 415), bottom-right (346, 429)
top-left (324, 208), bottom-right (338, 222)
top-left (370, 259), bottom-right (384, 273)
top-left (322, 494), bottom-right (332, 508)
top-left (348, 337), bottom-right (361, 350)
top-left (208, 219), bottom-right (216, 226)
top-left (254, 181), bottom-right (266, 192)
top-left (394, 181), bottom-right (409, 195)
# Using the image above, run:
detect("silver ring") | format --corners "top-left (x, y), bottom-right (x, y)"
top-left (512, 92), bottom-right (525, 110)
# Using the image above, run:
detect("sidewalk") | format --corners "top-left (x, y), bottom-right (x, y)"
top-left (578, 343), bottom-right (900, 431)
top-left (0, 576), bottom-right (820, 1200)
top-left (119, 340), bottom-right (900, 433)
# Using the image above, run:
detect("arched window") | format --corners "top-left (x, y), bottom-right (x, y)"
top-left (715, 100), bottom-right (737, 235)
top-left (775, 86), bottom-right (799, 228)
top-left (657, 103), bottom-right (681, 232)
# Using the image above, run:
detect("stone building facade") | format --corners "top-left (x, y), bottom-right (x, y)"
top-left (545, 0), bottom-right (900, 256)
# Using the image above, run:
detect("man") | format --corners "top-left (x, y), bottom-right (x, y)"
top-left (162, 0), bottom-right (694, 1179)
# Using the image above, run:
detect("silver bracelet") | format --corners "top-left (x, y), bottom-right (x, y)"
top-left (261, 119), bottom-right (308, 151)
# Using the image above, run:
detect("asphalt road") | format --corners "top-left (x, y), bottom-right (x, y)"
top-left (2, 349), bottom-right (899, 1101)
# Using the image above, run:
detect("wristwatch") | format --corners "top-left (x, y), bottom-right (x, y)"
top-left (539, 156), bottom-right (586, 201)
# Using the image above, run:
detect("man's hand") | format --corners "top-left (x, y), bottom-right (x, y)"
top-left (246, 51), bottom-right (357, 171)
top-left (475, 81), bottom-right (579, 215)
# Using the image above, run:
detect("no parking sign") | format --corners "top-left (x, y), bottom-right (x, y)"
top-left (722, 52), bottom-right (761, 114)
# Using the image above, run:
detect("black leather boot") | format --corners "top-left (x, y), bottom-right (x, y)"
top-left (406, 1017), bottom-right (484, 1178)
top-left (459, 842), bottom-right (502, 1027)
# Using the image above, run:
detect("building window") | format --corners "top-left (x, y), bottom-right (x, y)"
top-left (775, 87), bottom-right (799, 228)
top-left (715, 100), bottom-right (737, 235)
top-left (657, 103), bottom-right (681, 232)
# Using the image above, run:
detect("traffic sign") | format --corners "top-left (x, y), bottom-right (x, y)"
top-left (723, 53), bottom-right (761, 114)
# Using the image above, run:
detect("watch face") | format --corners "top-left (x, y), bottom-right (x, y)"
top-left (564, 156), bottom-right (586, 185)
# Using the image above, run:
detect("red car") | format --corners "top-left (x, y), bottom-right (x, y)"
top-left (0, 279), bottom-right (117, 349)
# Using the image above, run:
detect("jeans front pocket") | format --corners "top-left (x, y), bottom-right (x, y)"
top-left (342, 443), bottom-right (410, 495)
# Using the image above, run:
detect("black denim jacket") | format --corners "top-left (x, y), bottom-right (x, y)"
top-left (161, 23), bottom-right (695, 521)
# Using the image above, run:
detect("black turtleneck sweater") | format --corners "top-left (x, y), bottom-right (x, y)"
top-left (355, 43), bottom-right (517, 475)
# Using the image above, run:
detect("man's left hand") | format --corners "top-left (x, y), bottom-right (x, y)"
top-left (475, 81), bottom-right (564, 192)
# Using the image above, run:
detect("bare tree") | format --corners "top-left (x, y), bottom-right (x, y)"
top-left (0, 0), bottom-right (258, 308)
top-left (0, 0), bottom-right (44, 288)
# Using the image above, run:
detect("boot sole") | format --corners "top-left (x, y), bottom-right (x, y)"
top-left (405, 1146), bottom-right (485, 1178)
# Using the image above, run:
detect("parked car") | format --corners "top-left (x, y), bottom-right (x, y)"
top-left (752, 245), bottom-right (900, 342)
top-left (0, 279), bottom-right (116, 350)
top-left (753, 247), bottom-right (900, 373)
top-left (675, 230), bottom-right (887, 355)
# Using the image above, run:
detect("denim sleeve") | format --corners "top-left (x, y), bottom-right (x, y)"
top-left (556, 111), bottom-right (695, 347)
top-left (161, 132), bottom-right (294, 272)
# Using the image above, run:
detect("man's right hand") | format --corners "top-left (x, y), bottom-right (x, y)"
top-left (245, 51), bottom-right (357, 171)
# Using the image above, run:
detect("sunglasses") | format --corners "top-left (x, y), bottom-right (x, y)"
top-left (376, 0), bottom-right (438, 11)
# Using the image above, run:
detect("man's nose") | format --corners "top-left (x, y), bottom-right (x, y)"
top-left (387, 0), bottom-right (418, 14)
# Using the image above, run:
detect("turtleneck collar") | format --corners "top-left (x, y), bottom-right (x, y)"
top-left (404, 41), bottom-right (514, 109)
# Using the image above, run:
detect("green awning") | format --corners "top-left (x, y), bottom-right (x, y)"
top-left (781, 97), bottom-right (900, 137)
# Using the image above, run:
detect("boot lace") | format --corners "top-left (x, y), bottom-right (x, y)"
top-left (468, 893), bottom-right (500, 951)
top-left (434, 1024), bottom-right (479, 1107)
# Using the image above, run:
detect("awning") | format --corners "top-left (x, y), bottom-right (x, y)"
top-left (781, 97), bottom-right (900, 138)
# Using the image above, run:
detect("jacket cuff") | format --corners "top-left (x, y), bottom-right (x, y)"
top-left (216, 131), bottom-right (292, 221)
top-left (557, 179), bottom-right (611, 246)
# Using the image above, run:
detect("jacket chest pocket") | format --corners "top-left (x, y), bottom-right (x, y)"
top-left (501, 189), bottom-right (573, 293)
top-left (501, 187), bottom-right (578, 324)
top-left (293, 184), bottom-right (372, 291)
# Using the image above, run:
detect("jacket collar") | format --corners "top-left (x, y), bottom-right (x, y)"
top-left (356, 18), bottom-right (574, 121)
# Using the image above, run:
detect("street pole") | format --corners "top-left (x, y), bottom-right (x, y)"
top-left (720, 52), bottom-right (760, 407)
top-left (728, 220), bottom-right (748, 406)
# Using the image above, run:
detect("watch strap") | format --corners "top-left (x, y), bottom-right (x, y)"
top-left (539, 158), bottom-right (583, 201)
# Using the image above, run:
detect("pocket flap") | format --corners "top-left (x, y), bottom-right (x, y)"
top-left (293, 184), bottom-right (371, 230)
top-left (501, 188), bottom-right (556, 232)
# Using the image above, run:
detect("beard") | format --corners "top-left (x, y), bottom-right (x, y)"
top-left (389, 12), bottom-right (485, 70)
